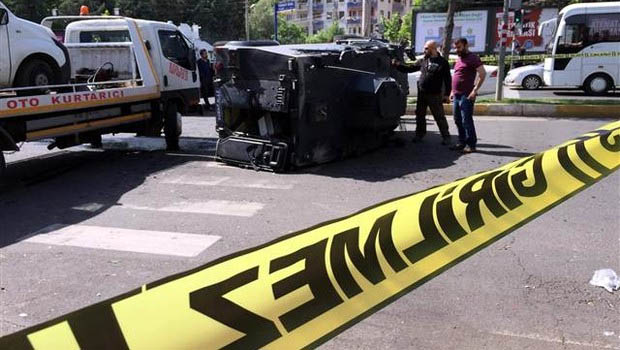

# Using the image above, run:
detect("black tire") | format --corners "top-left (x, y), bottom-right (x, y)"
top-left (521, 75), bottom-right (542, 90)
top-left (583, 73), bottom-right (612, 96)
top-left (15, 59), bottom-right (56, 88)
top-left (164, 102), bottom-right (181, 151)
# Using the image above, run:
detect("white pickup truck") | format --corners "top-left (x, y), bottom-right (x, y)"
top-left (0, 12), bottom-right (202, 172)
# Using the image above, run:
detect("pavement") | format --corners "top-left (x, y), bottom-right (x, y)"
top-left (1, 115), bottom-right (619, 349)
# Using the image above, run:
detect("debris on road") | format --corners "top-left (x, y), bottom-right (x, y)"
top-left (589, 269), bottom-right (620, 293)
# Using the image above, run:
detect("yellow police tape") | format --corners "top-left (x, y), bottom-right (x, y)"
top-left (1, 122), bottom-right (619, 350)
top-left (444, 51), bottom-right (620, 63)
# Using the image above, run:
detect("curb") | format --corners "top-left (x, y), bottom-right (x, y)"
top-left (405, 103), bottom-right (620, 118)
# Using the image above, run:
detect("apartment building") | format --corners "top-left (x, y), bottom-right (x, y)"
top-left (280, 0), bottom-right (415, 36)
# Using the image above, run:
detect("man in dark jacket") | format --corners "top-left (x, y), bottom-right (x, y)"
top-left (197, 49), bottom-right (214, 110)
top-left (393, 40), bottom-right (452, 145)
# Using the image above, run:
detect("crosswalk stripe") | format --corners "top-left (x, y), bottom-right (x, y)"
top-left (24, 224), bottom-right (221, 257)
top-left (119, 200), bottom-right (264, 217)
top-left (162, 175), bottom-right (295, 190)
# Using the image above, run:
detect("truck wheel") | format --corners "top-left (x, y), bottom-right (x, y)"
top-left (583, 73), bottom-right (612, 96)
top-left (164, 102), bottom-right (182, 151)
top-left (15, 59), bottom-right (56, 88)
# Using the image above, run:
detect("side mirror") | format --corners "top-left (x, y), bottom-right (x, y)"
top-left (0, 9), bottom-right (8, 25)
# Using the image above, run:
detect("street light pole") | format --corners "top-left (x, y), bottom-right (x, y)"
top-left (495, 0), bottom-right (509, 101)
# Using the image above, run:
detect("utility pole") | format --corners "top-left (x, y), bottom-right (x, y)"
top-left (245, 0), bottom-right (250, 41)
top-left (309, 0), bottom-right (314, 36)
top-left (495, 0), bottom-right (509, 101)
top-left (361, 0), bottom-right (369, 37)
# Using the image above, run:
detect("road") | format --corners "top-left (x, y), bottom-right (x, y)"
top-left (1, 115), bottom-right (619, 349)
top-left (503, 87), bottom-right (620, 100)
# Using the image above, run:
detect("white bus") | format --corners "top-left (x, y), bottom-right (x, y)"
top-left (543, 2), bottom-right (620, 95)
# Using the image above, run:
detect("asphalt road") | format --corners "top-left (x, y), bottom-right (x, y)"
top-left (1, 115), bottom-right (619, 349)
top-left (502, 86), bottom-right (620, 100)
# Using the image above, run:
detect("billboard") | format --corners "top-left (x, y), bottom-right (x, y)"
top-left (493, 8), bottom-right (558, 52)
top-left (414, 10), bottom-right (488, 53)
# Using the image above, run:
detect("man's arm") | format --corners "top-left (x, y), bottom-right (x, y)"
top-left (468, 65), bottom-right (486, 100)
top-left (393, 59), bottom-right (422, 73)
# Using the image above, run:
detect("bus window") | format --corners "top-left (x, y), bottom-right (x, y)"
top-left (557, 14), bottom-right (587, 54)
top-left (586, 13), bottom-right (620, 44)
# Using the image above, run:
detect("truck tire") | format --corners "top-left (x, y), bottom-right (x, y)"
top-left (583, 73), bottom-right (612, 96)
top-left (15, 59), bottom-right (56, 88)
top-left (164, 102), bottom-right (182, 151)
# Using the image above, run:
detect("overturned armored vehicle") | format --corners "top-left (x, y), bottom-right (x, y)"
top-left (213, 39), bottom-right (408, 171)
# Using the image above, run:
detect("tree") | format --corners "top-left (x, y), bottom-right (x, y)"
top-left (192, 0), bottom-right (246, 42)
top-left (381, 13), bottom-right (411, 44)
top-left (306, 22), bottom-right (343, 44)
top-left (248, 0), bottom-right (277, 40)
top-left (398, 12), bottom-right (413, 45)
top-left (441, 0), bottom-right (457, 58)
top-left (277, 17), bottom-right (307, 44)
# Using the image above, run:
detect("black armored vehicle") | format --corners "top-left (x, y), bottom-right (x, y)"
top-left (213, 39), bottom-right (409, 171)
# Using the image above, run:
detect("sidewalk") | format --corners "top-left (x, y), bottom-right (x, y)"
top-left (405, 103), bottom-right (620, 118)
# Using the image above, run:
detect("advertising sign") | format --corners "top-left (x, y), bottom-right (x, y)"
top-left (414, 11), bottom-right (488, 53)
top-left (494, 8), bottom-right (558, 52)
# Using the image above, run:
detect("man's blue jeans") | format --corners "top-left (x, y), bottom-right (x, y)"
top-left (453, 94), bottom-right (477, 148)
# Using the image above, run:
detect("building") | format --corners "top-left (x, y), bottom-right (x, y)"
top-left (279, 0), bottom-right (415, 37)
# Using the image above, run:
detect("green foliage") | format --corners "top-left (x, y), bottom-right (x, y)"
top-left (248, 0), bottom-right (277, 40)
top-left (382, 12), bottom-right (411, 44)
top-left (306, 22), bottom-right (343, 44)
top-left (277, 17), bottom-right (307, 44)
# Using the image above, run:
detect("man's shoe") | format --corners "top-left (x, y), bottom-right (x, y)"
top-left (462, 145), bottom-right (476, 153)
top-left (449, 143), bottom-right (465, 151)
top-left (441, 136), bottom-right (451, 146)
top-left (412, 135), bottom-right (424, 143)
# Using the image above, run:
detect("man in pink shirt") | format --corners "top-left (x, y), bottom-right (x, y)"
top-left (449, 38), bottom-right (486, 153)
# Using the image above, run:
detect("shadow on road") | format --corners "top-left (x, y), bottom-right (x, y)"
top-left (0, 141), bottom-right (218, 248)
top-left (303, 126), bottom-right (532, 182)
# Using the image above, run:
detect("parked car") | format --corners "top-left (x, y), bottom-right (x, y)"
top-left (0, 1), bottom-right (70, 89)
top-left (407, 64), bottom-right (498, 97)
top-left (504, 63), bottom-right (545, 90)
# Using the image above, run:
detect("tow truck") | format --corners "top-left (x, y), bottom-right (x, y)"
top-left (0, 13), bottom-right (201, 174)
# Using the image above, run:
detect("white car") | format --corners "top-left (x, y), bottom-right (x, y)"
top-left (407, 64), bottom-right (498, 97)
top-left (504, 63), bottom-right (545, 90)
top-left (0, 1), bottom-right (70, 89)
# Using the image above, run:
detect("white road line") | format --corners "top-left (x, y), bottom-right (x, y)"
top-left (24, 224), bottom-right (220, 257)
top-left (162, 175), bottom-right (230, 186)
top-left (162, 175), bottom-right (295, 190)
top-left (72, 203), bottom-right (106, 212)
top-left (489, 330), bottom-right (620, 349)
top-left (120, 200), bottom-right (264, 217)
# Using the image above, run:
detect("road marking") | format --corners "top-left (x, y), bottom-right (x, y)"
top-left (162, 175), bottom-right (295, 190)
top-left (490, 330), bottom-right (620, 349)
top-left (120, 200), bottom-right (264, 217)
top-left (72, 203), bottom-right (106, 212)
top-left (101, 136), bottom-right (216, 152)
top-left (24, 224), bottom-right (221, 257)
